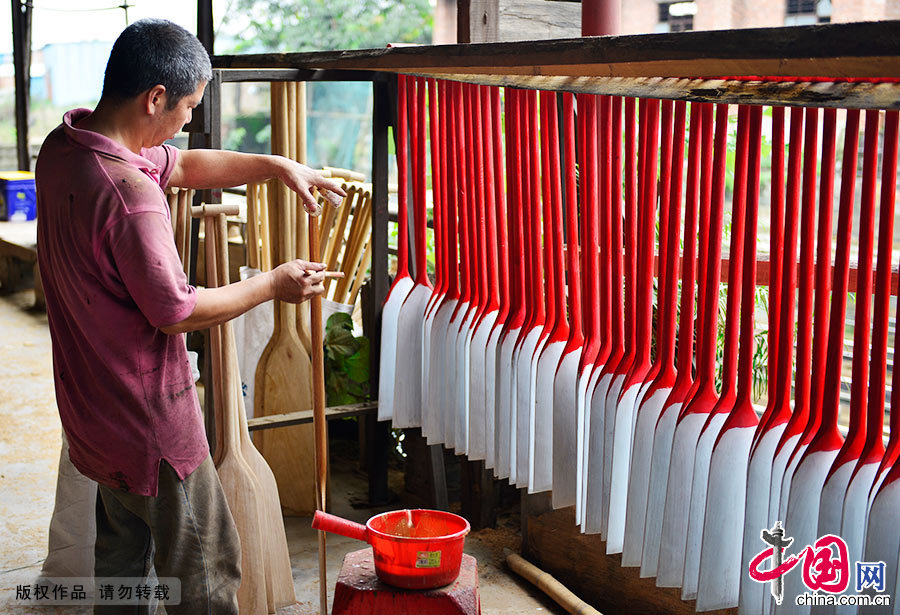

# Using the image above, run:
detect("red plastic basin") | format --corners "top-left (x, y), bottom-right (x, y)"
top-left (312, 509), bottom-right (471, 590)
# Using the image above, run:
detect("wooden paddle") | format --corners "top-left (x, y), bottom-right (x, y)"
top-left (484, 85), bottom-right (509, 471)
top-left (593, 96), bottom-right (639, 539)
top-left (833, 110), bottom-right (898, 615)
top-left (393, 76), bottom-right (434, 430)
top-left (532, 89), bottom-right (568, 492)
top-left (640, 101), bottom-right (703, 579)
top-left (606, 97), bottom-right (660, 554)
top-left (214, 214), bottom-right (297, 612)
top-left (548, 92), bottom-right (585, 499)
top-left (254, 81), bottom-right (317, 515)
top-left (584, 95), bottom-right (625, 533)
top-left (682, 104), bottom-right (751, 600)
top-left (696, 104), bottom-right (763, 611)
top-left (425, 80), bottom-right (461, 447)
top-left (206, 213), bottom-right (269, 615)
top-left (657, 103), bottom-right (727, 589)
top-left (454, 82), bottom-right (483, 455)
top-left (575, 93), bottom-right (609, 521)
top-left (623, 100), bottom-right (685, 566)
top-left (778, 110), bottom-right (877, 615)
top-left (376, 74), bottom-right (414, 423)
top-left (513, 89), bottom-right (545, 486)
top-left (739, 105), bottom-right (788, 615)
top-left (495, 87), bottom-right (525, 479)
top-left (422, 79), bottom-right (449, 443)
top-left (469, 84), bottom-right (502, 461)
top-left (445, 80), bottom-right (474, 453)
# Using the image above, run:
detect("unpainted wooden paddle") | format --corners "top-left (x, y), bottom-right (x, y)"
top-left (657, 103), bottom-right (727, 589)
top-left (834, 110), bottom-right (898, 615)
top-left (495, 87), bottom-right (525, 479)
top-left (623, 99), bottom-right (685, 566)
top-left (696, 104), bottom-right (763, 611)
top-left (682, 104), bottom-right (752, 601)
top-left (583, 95), bottom-right (626, 534)
top-left (532, 90), bottom-right (568, 492)
top-left (575, 94), bottom-right (611, 521)
top-left (640, 101), bottom-right (704, 579)
top-left (213, 214), bottom-right (297, 613)
top-left (254, 81), bottom-right (316, 515)
top-left (392, 76), bottom-right (434, 429)
top-left (206, 213), bottom-right (269, 615)
top-left (377, 74), bottom-right (414, 423)
top-left (483, 86), bottom-right (509, 471)
top-left (470, 85), bottom-right (502, 461)
top-left (739, 105), bottom-right (787, 615)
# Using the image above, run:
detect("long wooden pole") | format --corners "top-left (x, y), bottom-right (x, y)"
top-left (309, 209), bottom-right (328, 615)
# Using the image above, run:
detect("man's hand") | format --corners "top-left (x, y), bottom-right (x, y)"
top-left (169, 150), bottom-right (347, 215)
top-left (279, 158), bottom-right (346, 216)
top-left (270, 259), bottom-right (328, 303)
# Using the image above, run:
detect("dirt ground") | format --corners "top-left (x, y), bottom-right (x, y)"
top-left (0, 288), bottom-right (563, 615)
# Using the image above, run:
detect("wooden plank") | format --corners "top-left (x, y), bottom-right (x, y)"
top-left (213, 21), bottom-right (900, 79)
top-left (218, 68), bottom-right (385, 83)
top-left (522, 504), bottom-right (737, 615)
top-left (247, 402), bottom-right (378, 431)
top-left (468, 0), bottom-right (500, 44)
top-left (396, 73), bottom-right (900, 110)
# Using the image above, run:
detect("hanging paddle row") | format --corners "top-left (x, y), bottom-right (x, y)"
top-left (379, 74), bottom-right (900, 613)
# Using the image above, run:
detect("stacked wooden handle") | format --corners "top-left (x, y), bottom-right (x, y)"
top-left (381, 75), bottom-right (900, 613)
top-left (165, 187), bottom-right (196, 274)
top-left (246, 81), bottom-right (371, 517)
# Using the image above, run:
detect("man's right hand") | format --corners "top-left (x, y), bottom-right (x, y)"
top-left (270, 260), bottom-right (327, 303)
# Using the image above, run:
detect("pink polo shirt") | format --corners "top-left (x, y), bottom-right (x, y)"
top-left (35, 108), bottom-right (208, 496)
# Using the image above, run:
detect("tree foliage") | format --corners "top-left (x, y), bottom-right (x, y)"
top-left (224, 0), bottom-right (434, 53)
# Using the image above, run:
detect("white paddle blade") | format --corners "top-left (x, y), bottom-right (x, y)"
top-left (582, 372), bottom-right (613, 533)
top-left (606, 382), bottom-right (644, 554)
top-left (532, 341), bottom-right (565, 493)
top-left (392, 284), bottom-right (432, 428)
top-left (682, 413), bottom-right (727, 600)
top-left (657, 412), bottom-right (706, 588)
top-left (696, 426), bottom-right (755, 611)
top-left (640, 401), bottom-right (681, 578)
top-left (775, 450), bottom-right (839, 615)
top-left (623, 387), bottom-right (672, 566)
top-left (378, 279), bottom-right (414, 421)
top-left (740, 423), bottom-right (787, 614)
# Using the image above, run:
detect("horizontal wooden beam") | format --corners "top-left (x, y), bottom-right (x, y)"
top-left (246, 401), bottom-right (378, 431)
top-left (213, 21), bottom-right (900, 80)
top-left (396, 73), bottom-right (900, 110)
top-left (217, 68), bottom-right (386, 83)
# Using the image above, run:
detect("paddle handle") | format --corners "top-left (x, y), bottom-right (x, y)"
top-left (312, 511), bottom-right (369, 543)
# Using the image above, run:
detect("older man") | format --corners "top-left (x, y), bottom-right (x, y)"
top-left (35, 18), bottom-right (343, 614)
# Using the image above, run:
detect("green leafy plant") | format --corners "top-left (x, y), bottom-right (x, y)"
top-left (323, 312), bottom-right (370, 405)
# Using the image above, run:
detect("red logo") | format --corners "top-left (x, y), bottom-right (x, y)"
top-left (750, 530), bottom-right (850, 596)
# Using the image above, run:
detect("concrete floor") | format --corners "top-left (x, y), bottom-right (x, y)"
top-left (0, 288), bottom-right (563, 615)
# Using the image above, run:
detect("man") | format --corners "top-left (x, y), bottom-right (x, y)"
top-left (35, 18), bottom-right (345, 614)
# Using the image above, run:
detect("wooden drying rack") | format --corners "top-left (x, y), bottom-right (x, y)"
top-left (188, 23), bottom-right (900, 613)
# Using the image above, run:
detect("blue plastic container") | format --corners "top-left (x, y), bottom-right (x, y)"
top-left (0, 171), bottom-right (37, 222)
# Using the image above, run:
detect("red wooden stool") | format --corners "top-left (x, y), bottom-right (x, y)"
top-left (332, 547), bottom-right (481, 615)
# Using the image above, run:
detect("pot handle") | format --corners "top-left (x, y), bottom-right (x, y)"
top-left (312, 510), bottom-right (369, 542)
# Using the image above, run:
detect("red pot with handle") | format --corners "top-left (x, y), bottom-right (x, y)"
top-left (312, 509), bottom-right (471, 590)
